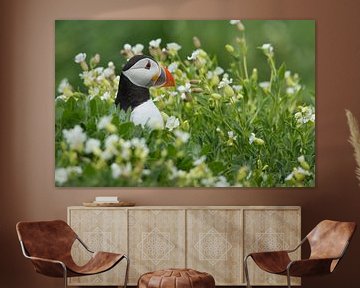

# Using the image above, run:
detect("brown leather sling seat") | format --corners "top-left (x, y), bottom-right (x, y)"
top-left (244, 220), bottom-right (356, 288)
top-left (16, 220), bottom-right (129, 288)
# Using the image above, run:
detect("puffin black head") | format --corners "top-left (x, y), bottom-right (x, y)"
top-left (115, 55), bottom-right (175, 111)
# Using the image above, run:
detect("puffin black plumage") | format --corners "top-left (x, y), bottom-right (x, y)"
top-left (115, 55), bottom-right (175, 129)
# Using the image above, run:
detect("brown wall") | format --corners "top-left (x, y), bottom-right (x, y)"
top-left (1, 0), bottom-right (360, 287)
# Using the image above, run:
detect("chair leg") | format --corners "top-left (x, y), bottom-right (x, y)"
top-left (62, 264), bottom-right (68, 288)
top-left (244, 255), bottom-right (252, 288)
top-left (286, 269), bottom-right (291, 288)
top-left (123, 255), bottom-right (130, 288)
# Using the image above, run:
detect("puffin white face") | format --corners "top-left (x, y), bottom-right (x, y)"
top-left (122, 57), bottom-right (175, 88)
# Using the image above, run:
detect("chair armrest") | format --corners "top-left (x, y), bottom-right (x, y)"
top-left (287, 258), bottom-right (335, 277)
top-left (285, 237), bottom-right (307, 253)
top-left (25, 255), bottom-right (67, 277)
top-left (19, 240), bottom-right (67, 277)
top-left (76, 236), bottom-right (94, 253)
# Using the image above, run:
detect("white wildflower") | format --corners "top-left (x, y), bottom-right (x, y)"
top-left (74, 52), bottom-right (86, 63)
top-left (232, 85), bottom-right (243, 92)
top-left (123, 44), bottom-right (132, 51)
top-left (297, 155), bottom-right (305, 163)
top-left (111, 163), bottom-right (122, 178)
top-left (57, 78), bottom-right (72, 94)
top-left (248, 132), bottom-right (265, 145)
top-left (132, 44), bottom-right (144, 55)
top-left (63, 125), bottom-right (87, 151)
top-left (174, 130), bottom-right (190, 143)
top-left (122, 163), bottom-right (132, 177)
top-left (286, 166), bottom-right (311, 182)
top-left (170, 166), bottom-right (187, 180)
top-left (214, 66), bottom-right (224, 75)
top-left (228, 131), bottom-right (237, 141)
top-left (230, 20), bottom-right (241, 25)
top-left (100, 91), bottom-right (111, 101)
top-left (108, 61), bottom-right (115, 69)
top-left (88, 87), bottom-right (100, 100)
top-left (67, 166), bottom-right (82, 175)
top-left (259, 81), bottom-right (270, 89)
top-left (193, 155), bottom-right (206, 166)
top-left (103, 67), bottom-right (114, 78)
top-left (55, 168), bottom-right (68, 185)
top-left (56, 95), bottom-right (67, 101)
top-left (94, 67), bottom-right (104, 74)
top-left (119, 140), bottom-right (131, 161)
top-left (286, 87), bottom-right (295, 95)
top-left (294, 106), bottom-right (315, 125)
top-left (96, 74), bottom-right (105, 82)
top-left (168, 62), bottom-right (178, 73)
top-left (214, 176), bottom-right (229, 187)
top-left (177, 82), bottom-right (191, 93)
top-left (285, 172), bottom-right (294, 181)
top-left (169, 91), bottom-right (178, 97)
top-left (167, 42), bottom-right (182, 51)
top-left (105, 134), bottom-right (119, 150)
top-left (165, 116), bottom-right (180, 131)
top-left (142, 169), bottom-right (151, 176)
top-left (187, 49), bottom-right (201, 61)
top-left (285, 70), bottom-right (291, 79)
top-left (131, 137), bottom-right (146, 149)
top-left (295, 167), bottom-right (311, 175)
top-left (130, 138), bottom-right (149, 159)
top-left (249, 133), bottom-right (256, 144)
top-left (97, 115), bottom-right (112, 130)
top-left (286, 85), bottom-right (301, 95)
top-left (201, 177), bottom-right (215, 187)
top-left (85, 138), bottom-right (101, 154)
top-left (260, 43), bottom-right (274, 55)
top-left (101, 135), bottom-right (119, 160)
top-left (55, 166), bottom-right (82, 185)
top-left (207, 66), bottom-right (224, 79)
top-left (149, 38), bottom-right (161, 48)
top-left (80, 70), bottom-right (95, 85)
top-left (218, 73), bottom-right (233, 88)
top-left (100, 149), bottom-right (113, 161)
top-left (153, 94), bottom-right (165, 102)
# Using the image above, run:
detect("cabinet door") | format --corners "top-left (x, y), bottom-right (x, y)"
top-left (186, 209), bottom-right (243, 285)
top-left (243, 208), bottom-right (301, 286)
top-left (68, 208), bottom-right (127, 286)
top-left (128, 209), bottom-right (186, 284)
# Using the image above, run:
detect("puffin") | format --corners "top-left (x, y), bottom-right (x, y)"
top-left (115, 55), bottom-right (175, 129)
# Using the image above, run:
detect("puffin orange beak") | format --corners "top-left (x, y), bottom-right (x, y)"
top-left (152, 66), bottom-right (175, 87)
top-left (162, 66), bottom-right (175, 87)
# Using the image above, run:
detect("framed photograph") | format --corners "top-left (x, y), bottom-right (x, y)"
top-left (55, 20), bottom-right (315, 187)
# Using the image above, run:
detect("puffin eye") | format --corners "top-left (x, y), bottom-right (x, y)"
top-left (145, 60), bottom-right (151, 70)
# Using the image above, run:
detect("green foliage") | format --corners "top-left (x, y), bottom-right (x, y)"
top-left (55, 21), bottom-right (315, 187)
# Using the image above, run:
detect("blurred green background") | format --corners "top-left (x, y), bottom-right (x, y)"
top-left (55, 20), bottom-right (315, 93)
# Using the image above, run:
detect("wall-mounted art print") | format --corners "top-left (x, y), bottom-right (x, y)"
top-left (55, 20), bottom-right (315, 187)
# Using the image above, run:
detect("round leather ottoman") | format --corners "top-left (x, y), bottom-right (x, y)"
top-left (138, 268), bottom-right (215, 288)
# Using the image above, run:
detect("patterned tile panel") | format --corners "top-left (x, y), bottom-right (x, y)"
top-left (128, 209), bottom-right (185, 284)
top-left (187, 209), bottom-right (243, 285)
top-left (68, 208), bottom-right (127, 286)
top-left (244, 209), bottom-right (301, 286)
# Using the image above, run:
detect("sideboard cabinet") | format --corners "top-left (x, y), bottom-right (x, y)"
top-left (67, 206), bottom-right (301, 286)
